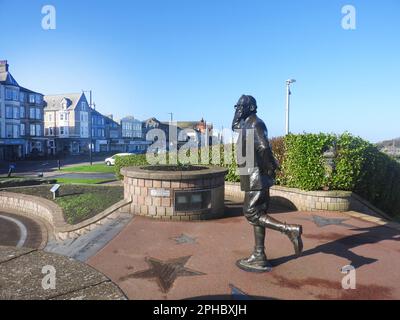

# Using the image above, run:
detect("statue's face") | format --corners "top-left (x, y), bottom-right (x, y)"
top-left (234, 103), bottom-right (252, 121)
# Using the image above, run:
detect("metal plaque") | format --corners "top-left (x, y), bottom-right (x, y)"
top-left (150, 188), bottom-right (170, 197)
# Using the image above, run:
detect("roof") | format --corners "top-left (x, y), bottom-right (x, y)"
top-left (121, 116), bottom-right (141, 122)
top-left (0, 70), bottom-right (19, 86)
top-left (161, 120), bottom-right (213, 131)
top-left (44, 93), bottom-right (83, 111)
top-left (19, 86), bottom-right (42, 95)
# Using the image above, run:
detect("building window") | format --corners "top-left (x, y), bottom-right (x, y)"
top-left (36, 124), bottom-right (41, 136)
top-left (60, 127), bottom-right (65, 135)
top-left (29, 94), bottom-right (35, 103)
top-left (81, 101), bottom-right (86, 110)
top-left (48, 113), bottom-right (52, 122)
top-left (60, 112), bottom-right (68, 121)
top-left (5, 89), bottom-right (12, 100)
top-left (49, 127), bottom-right (54, 135)
top-left (20, 123), bottom-right (25, 136)
top-left (13, 107), bottom-right (19, 119)
top-left (35, 108), bottom-right (41, 120)
top-left (5, 106), bottom-right (13, 118)
top-left (30, 108), bottom-right (35, 119)
top-left (20, 106), bottom-right (25, 118)
top-left (30, 124), bottom-right (36, 136)
top-left (36, 94), bottom-right (42, 104)
top-left (19, 92), bottom-right (25, 102)
top-left (13, 125), bottom-right (19, 138)
top-left (6, 124), bottom-right (13, 138)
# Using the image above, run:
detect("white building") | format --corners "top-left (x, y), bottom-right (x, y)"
top-left (44, 93), bottom-right (91, 155)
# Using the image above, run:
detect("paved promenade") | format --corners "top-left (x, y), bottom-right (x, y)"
top-left (88, 200), bottom-right (400, 300)
top-left (0, 246), bottom-right (126, 300)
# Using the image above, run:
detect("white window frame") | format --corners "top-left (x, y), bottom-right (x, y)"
top-left (30, 124), bottom-right (36, 136)
top-left (35, 124), bottom-right (41, 136)
top-left (20, 123), bottom-right (25, 136)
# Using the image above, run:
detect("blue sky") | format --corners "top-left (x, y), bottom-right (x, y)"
top-left (0, 0), bottom-right (399, 142)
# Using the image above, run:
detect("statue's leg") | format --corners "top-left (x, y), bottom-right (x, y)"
top-left (237, 191), bottom-right (272, 272)
top-left (258, 214), bottom-right (303, 256)
top-left (256, 190), bottom-right (303, 256)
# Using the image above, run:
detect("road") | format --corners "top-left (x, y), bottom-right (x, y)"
top-left (0, 154), bottom-right (110, 176)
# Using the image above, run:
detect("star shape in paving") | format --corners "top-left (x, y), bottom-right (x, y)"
top-left (229, 284), bottom-right (251, 300)
top-left (310, 215), bottom-right (354, 228)
top-left (119, 256), bottom-right (205, 293)
top-left (170, 234), bottom-right (197, 245)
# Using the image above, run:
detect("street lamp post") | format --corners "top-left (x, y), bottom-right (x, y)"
top-left (285, 79), bottom-right (296, 135)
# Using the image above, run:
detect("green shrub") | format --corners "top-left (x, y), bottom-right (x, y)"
top-left (278, 132), bottom-right (400, 218)
top-left (115, 154), bottom-right (148, 180)
top-left (280, 133), bottom-right (335, 190)
top-left (270, 136), bottom-right (286, 185)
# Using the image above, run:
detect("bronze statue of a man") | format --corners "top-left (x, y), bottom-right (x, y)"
top-left (232, 94), bottom-right (303, 272)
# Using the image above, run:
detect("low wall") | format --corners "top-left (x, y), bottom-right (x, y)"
top-left (225, 182), bottom-right (388, 218)
top-left (0, 191), bottom-right (131, 241)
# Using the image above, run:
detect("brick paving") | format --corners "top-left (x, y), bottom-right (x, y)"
top-left (88, 199), bottom-right (400, 300)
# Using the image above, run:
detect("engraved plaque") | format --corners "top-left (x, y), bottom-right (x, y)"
top-left (150, 188), bottom-right (170, 197)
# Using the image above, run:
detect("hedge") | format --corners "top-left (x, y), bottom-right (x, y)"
top-left (114, 133), bottom-right (400, 218)
top-left (114, 154), bottom-right (148, 180)
top-left (114, 145), bottom-right (240, 181)
top-left (279, 132), bottom-right (400, 218)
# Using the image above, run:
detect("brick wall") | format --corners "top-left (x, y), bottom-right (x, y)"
top-left (225, 182), bottom-right (352, 212)
top-left (123, 174), bottom-right (226, 221)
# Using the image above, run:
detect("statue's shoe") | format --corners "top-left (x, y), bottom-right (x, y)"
top-left (236, 253), bottom-right (272, 273)
top-left (285, 225), bottom-right (303, 256)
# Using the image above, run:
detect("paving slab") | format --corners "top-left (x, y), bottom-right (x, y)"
top-left (0, 246), bottom-right (126, 300)
top-left (88, 202), bottom-right (400, 300)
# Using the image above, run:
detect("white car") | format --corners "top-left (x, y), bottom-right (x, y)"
top-left (105, 153), bottom-right (132, 166)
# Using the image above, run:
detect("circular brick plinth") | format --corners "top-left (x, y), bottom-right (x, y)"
top-left (121, 166), bottom-right (228, 221)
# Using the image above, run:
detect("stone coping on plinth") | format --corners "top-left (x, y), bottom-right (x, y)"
top-left (224, 182), bottom-right (390, 219)
top-left (121, 165), bottom-right (228, 180)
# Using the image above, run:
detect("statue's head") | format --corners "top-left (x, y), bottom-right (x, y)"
top-left (234, 95), bottom-right (257, 120)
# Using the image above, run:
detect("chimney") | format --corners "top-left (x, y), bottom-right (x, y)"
top-left (0, 60), bottom-right (9, 73)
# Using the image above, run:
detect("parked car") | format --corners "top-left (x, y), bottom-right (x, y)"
top-left (104, 153), bottom-right (132, 166)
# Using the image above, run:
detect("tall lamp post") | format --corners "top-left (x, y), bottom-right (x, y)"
top-left (285, 79), bottom-right (296, 135)
top-left (82, 90), bottom-right (93, 165)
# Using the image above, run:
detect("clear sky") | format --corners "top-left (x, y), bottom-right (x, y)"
top-left (1, 0), bottom-right (399, 142)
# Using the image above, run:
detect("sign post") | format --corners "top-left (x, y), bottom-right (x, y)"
top-left (50, 184), bottom-right (61, 200)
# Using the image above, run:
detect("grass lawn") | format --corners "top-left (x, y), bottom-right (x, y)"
top-left (60, 163), bottom-right (115, 173)
top-left (4, 185), bottom-right (123, 225)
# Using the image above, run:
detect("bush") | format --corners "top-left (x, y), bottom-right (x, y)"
top-left (280, 133), bottom-right (335, 190)
top-left (270, 136), bottom-right (286, 185)
top-left (279, 132), bottom-right (400, 218)
top-left (115, 154), bottom-right (148, 180)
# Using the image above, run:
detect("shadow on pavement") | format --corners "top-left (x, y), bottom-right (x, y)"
top-left (270, 225), bottom-right (400, 269)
